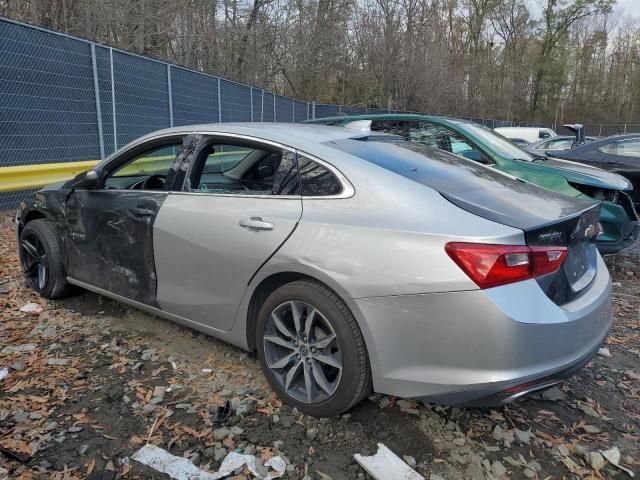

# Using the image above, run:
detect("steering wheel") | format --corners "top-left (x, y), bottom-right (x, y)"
top-left (142, 174), bottom-right (166, 190)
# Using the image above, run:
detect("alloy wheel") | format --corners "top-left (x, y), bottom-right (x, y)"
top-left (20, 233), bottom-right (48, 291)
top-left (263, 300), bottom-right (343, 404)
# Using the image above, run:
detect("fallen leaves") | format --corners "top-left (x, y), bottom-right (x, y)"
top-left (85, 458), bottom-right (95, 475)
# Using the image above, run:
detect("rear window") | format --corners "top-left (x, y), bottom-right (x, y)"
top-left (326, 138), bottom-right (595, 231)
top-left (325, 138), bottom-right (522, 193)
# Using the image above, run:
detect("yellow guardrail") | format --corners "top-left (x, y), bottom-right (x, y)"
top-left (0, 160), bottom-right (99, 193)
top-left (0, 150), bottom-right (249, 193)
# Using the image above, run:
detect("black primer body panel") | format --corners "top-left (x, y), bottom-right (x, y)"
top-left (64, 190), bottom-right (167, 306)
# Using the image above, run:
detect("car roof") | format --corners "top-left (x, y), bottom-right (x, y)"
top-left (305, 113), bottom-right (470, 126)
top-left (130, 122), bottom-right (365, 149)
top-left (570, 133), bottom-right (640, 150)
top-left (494, 127), bottom-right (550, 131)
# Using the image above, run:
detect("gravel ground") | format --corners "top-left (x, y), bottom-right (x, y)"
top-left (1, 211), bottom-right (639, 480)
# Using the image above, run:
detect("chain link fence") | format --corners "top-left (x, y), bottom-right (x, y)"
top-left (0, 16), bottom-right (540, 210)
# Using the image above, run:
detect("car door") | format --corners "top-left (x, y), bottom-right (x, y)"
top-left (568, 142), bottom-right (612, 169)
top-left (64, 135), bottom-right (195, 306)
top-left (152, 135), bottom-right (303, 331)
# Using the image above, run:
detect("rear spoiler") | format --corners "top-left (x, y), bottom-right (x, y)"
top-left (563, 124), bottom-right (585, 147)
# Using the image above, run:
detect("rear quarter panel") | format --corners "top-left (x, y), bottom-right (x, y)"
top-left (269, 158), bottom-right (525, 298)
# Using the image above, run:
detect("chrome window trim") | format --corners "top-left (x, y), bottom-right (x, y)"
top-left (97, 132), bottom-right (190, 169)
top-left (169, 191), bottom-right (302, 200)
top-left (98, 129), bottom-right (356, 199)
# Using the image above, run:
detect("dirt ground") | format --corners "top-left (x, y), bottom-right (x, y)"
top-left (1, 211), bottom-right (639, 480)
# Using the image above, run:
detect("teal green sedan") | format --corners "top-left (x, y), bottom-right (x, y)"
top-left (305, 114), bottom-right (639, 253)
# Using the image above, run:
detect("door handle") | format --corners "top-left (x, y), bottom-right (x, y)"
top-left (129, 207), bottom-right (155, 217)
top-left (239, 217), bottom-right (274, 231)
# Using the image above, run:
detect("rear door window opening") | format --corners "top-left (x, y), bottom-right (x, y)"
top-left (182, 136), bottom-right (344, 198)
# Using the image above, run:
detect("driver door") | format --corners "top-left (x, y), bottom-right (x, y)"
top-left (64, 135), bottom-right (193, 306)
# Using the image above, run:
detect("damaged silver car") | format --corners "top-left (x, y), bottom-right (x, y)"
top-left (16, 124), bottom-right (612, 416)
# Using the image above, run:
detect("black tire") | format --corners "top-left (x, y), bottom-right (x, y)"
top-left (256, 280), bottom-right (371, 417)
top-left (19, 219), bottom-right (72, 299)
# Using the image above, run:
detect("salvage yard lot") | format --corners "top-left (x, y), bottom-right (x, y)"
top-left (0, 211), bottom-right (639, 480)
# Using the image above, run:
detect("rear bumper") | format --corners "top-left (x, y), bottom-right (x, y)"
top-left (351, 254), bottom-right (613, 406)
top-left (422, 337), bottom-right (604, 406)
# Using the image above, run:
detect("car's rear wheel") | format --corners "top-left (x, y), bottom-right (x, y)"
top-left (19, 219), bottom-right (72, 299)
top-left (256, 280), bottom-right (371, 416)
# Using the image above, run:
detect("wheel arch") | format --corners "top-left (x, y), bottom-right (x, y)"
top-left (18, 209), bottom-right (65, 254)
top-left (242, 266), bottom-right (368, 354)
top-left (245, 271), bottom-right (325, 351)
top-left (18, 209), bottom-right (48, 233)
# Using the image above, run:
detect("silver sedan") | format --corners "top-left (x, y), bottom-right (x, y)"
top-left (16, 123), bottom-right (612, 416)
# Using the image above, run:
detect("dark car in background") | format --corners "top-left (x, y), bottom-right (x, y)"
top-left (548, 135), bottom-right (640, 207)
top-left (525, 136), bottom-right (597, 155)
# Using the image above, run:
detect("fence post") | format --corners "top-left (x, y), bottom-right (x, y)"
top-left (90, 43), bottom-right (105, 159)
top-left (273, 95), bottom-right (276, 122)
top-left (217, 78), bottom-right (222, 123)
top-left (261, 90), bottom-right (264, 122)
top-left (312, 101), bottom-right (316, 119)
top-left (624, 123), bottom-right (628, 134)
top-left (167, 65), bottom-right (174, 127)
top-left (109, 47), bottom-right (117, 151)
top-left (250, 87), bottom-right (254, 122)
top-left (292, 99), bottom-right (295, 122)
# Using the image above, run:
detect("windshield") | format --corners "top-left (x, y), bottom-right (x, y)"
top-left (459, 124), bottom-right (536, 162)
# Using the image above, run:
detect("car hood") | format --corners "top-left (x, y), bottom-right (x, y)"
top-left (41, 180), bottom-right (68, 191)
top-left (523, 156), bottom-right (632, 191)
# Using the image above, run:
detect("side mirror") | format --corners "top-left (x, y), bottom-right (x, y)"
top-left (461, 150), bottom-right (483, 162)
top-left (75, 169), bottom-right (99, 189)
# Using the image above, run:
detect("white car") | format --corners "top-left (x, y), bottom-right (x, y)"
top-left (494, 127), bottom-right (557, 144)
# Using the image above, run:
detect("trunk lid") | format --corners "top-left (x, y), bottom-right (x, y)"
top-left (524, 206), bottom-right (600, 304)
top-left (444, 188), bottom-right (600, 305)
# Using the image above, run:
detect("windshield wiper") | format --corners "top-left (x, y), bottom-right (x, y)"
top-left (517, 155), bottom-right (546, 162)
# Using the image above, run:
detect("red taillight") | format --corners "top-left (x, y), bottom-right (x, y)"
top-left (445, 242), bottom-right (568, 289)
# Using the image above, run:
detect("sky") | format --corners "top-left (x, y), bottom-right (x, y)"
top-left (527, 0), bottom-right (640, 19)
top-left (616, 0), bottom-right (640, 18)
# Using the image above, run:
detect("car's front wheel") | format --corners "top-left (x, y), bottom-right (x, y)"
top-left (256, 280), bottom-right (371, 417)
top-left (19, 219), bottom-right (72, 299)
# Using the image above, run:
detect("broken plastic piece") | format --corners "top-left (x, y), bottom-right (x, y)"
top-left (19, 302), bottom-right (42, 314)
top-left (0, 368), bottom-right (8, 381)
top-left (211, 400), bottom-right (232, 425)
top-left (354, 443), bottom-right (424, 480)
top-left (601, 447), bottom-right (635, 477)
top-left (132, 444), bottom-right (285, 480)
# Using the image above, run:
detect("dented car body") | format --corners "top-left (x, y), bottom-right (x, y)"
top-left (17, 123), bottom-right (613, 414)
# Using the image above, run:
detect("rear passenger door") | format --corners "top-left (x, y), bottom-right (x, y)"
top-left (152, 136), bottom-right (302, 331)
